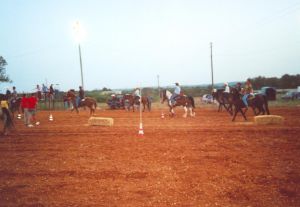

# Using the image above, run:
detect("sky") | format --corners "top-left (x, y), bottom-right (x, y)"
top-left (1, 0), bottom-right (300, 92)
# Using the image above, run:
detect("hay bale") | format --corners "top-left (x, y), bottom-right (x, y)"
top-left (254, 115), bottom-right (284, 125)
top-left (88, 117), bottom-right (114, 126)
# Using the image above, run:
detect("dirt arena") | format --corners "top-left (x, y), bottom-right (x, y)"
top-left (0, 106), bottom-right (299, 206)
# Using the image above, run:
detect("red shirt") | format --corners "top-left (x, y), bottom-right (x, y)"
top-left (21, 97), bottom-right (29, 109)
top-left (28, 96), bottom-right (37, 109)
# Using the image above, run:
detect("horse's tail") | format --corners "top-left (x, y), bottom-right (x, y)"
top-left (188, 96), bottom-right (195, 108)
top-left (263, 95), bottom-right (270, 115)
top-left (94, 100), bottom-right (97, 110)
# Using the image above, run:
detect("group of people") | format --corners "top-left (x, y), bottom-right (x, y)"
top-left (222, 79), bottom-right (254, 108)
top-left (36, 84), bottom-right (55, 101)
top-left (1, 91), bottom-right (39, 135)
top-left (20, 93), bottom-right (39, 128)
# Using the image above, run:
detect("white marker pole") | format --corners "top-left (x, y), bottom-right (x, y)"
top-left (138, 87), bottom-right (144, 136)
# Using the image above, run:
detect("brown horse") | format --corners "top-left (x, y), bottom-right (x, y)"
top-left (66, 90), bottom-right (97, 115)
top-left (230, 87), bottom-right (270, 121)
top-left (160, 89), bottom-right (195, 118)
top-left (123, 94), bottom-right (151, 112)
top-left (211, 89), bottom-right (233, 115)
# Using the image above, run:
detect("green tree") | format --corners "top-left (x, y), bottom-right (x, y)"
top-left (0, 56), bottom-right (11, 82)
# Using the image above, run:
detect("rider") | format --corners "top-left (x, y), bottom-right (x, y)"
top-left (236, 82), bottom-right (242, 93)
top-left (224, 82), bottom-right (230, 93)
top-left (171, 82), bottom-right (181, 105)
top-left (133, 88), bottom-right (141, 102)
top-left (42, 84), bottom-right (48, 100)
top-left (78, 86), bottom-right (85, 106)
top-left (242, 78), bottom-right (254, 108)
top-left (223, 82), bottom-right (230, 100)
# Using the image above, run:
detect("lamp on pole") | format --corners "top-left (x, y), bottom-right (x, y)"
top-left (73, 21), bottom-right (85, 89)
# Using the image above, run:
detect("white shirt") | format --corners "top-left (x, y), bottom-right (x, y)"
top-left (174, 86), bottom-right (181, 95)
top-left (134, 89), bottom-right (140, 96)
top-left (224, 85), bottom-right (230, 93)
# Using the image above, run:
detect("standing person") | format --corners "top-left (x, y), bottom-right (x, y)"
top-left (49, 84), bottom-right (54, 99)
top-left (21, 94), bottom-right (30, 126)
top-left (42, 84), bottom-right (48, 100)
top-left (1, 95), bottom-right (14, 135)
top-left (48, 84), bottom-right (55, 110)
top-left (36, 84), bottom-right (42, 100)
top-left (5, 88), bottom-right (11, 97)
top-left (27, 93), bottom-right (39, 127)
top-left (242, 78), bottom-right (254, 108)
top-left (171, 82), bottom-right (181, 105)
top-left (10, 86), bottom-right (18, 106)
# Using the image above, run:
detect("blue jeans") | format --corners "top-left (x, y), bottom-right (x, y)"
top-left (170, 94), bottom-right (179, 104)
top-left (242, 94), bottom-right (250, 107)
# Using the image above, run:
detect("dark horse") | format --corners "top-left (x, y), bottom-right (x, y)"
top-left (230, 87), bottom-right (270, 121)
top-left (160, 89), bottom-right (195, 117)
top-left (123, 94), bottom-right (151, 112)
top-left (66, 90), bottom-right (97, 115)
top-left (212, 89), bottom-right (233, 115)
top-left (0, 94), bottom-right (14, 135)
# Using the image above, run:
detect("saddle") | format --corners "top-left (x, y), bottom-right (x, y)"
top-left (247, 94), bottom-right (255, 101)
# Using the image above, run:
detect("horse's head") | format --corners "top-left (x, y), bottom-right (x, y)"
top-left (66, 90), bottom-right (76, 99)
top-left (160, 89), bottom-right (167, 103)
top-left (230, 87), bottom-right (241, 100)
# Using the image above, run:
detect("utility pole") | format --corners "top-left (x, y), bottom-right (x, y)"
top-left (210, 42), bottom-right (214, 91)
top-left (78, 44), bottom-right (84, 89)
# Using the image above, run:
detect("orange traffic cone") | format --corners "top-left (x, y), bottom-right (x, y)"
top-left (49, 114), bottom-right (53, 121)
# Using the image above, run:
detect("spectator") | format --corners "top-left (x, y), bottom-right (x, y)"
top-left (28, 93), bottom-right (39, 127)
top-left (21, 94), bottom-right (30, 126)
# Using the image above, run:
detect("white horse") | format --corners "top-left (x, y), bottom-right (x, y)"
top-left (160, 89), bottom-right (195, 118)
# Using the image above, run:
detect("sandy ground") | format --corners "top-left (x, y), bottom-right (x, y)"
top-left (0, 106), bottom-right (299, 206)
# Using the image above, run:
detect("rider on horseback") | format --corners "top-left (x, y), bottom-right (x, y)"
top-left (170, 83), bottom-right (181, 105)
top-left (133, 88), bottom-right (141, 102)
top-left (78, 86), bottom-right (85, 107)
top-left (242, 79), bottom-right (254, 108)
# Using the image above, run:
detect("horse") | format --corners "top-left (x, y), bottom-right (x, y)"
top-left (123, 94), bottom-right (151, 112)
top-left (160, 89), bottom-right (195, 118)
top-left (211, 89), bottom-right (233, 115)
top-left (230, 87), bottom-right (270, 121)
top-left (66, 90), bottom-right (97, 115)
top-left (0, 94), bottom-right (14, 135)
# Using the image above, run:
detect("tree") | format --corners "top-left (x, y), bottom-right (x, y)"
top-left (0, 56), bottom-right (11, 82)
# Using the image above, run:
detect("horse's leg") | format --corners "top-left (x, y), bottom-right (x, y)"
top-left (252, 106), bottom-right (258, 116)
top-left (183, 106), bottom-right (187, 118)
top-left (189, 107), bottom-right (195, 117)
top-left (142, 103), bottom-right (145, 112)
top-left (240, 108), bottom-right (247, 121)
top-left (228, 104), bottom-right (233, 115)
top-left (232, 106), bottom-right (238, 121)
